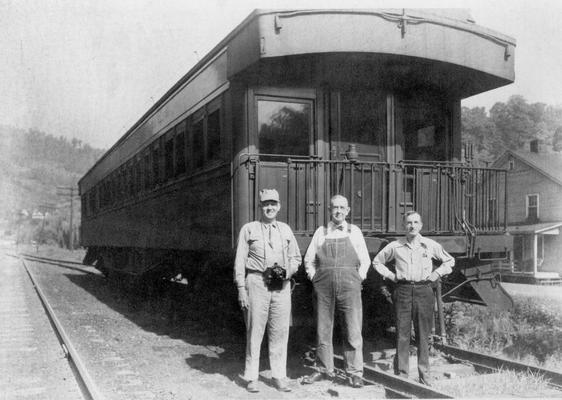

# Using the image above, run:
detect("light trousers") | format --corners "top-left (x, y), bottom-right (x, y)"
top-left (243, 272), bottom-right (291, 381)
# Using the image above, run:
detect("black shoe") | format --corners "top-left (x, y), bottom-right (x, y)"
top-left (351, 375), bottom-right (364, 388)
top-left (273, 378), bottom-right (292, 392)
top-left (246, 380), bottom-right (259, 393)
top-left (419, 377), bottom-right (433, 387)
top-left (302, 371), bottom-right (328, 384)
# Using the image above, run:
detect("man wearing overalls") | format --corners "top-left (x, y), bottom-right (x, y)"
top-left (302, 195), bottom-right (370, 388)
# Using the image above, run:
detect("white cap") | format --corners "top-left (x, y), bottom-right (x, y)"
top-left (259, 189), bottom-right (280, 203)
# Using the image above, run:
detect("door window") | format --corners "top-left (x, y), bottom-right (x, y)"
top-left (257, 98), bottom-right (312, 160)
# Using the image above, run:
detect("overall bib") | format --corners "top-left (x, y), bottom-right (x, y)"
top-left (313, 233), bottom-right (363, 377)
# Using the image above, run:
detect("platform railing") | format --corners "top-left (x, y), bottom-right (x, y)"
top-left (247, 156), bottom-right (507, 235)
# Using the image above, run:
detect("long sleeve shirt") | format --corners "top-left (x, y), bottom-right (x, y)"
top-left (304, 221), bottom-right (371, 280)
top-left (234, 220), bottom-right (301, 288)
top-left (372, 234), bottom-right (454, 282)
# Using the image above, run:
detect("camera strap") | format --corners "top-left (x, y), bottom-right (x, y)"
top-left (260, 222), bottom-right (287, 272)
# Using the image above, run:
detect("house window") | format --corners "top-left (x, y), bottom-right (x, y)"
top-left (508, 159), bottom-right (515, 170)
top-left (527, 194), bottom-right (539, 221)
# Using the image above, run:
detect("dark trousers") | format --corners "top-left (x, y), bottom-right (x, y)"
top-left (393, 283), bottom-right (434, 382)
top-left (313, 267), bottom-right (363, 377)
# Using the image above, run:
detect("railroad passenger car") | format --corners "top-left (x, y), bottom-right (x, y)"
top-left (79, 9), bottom-right (516, 311)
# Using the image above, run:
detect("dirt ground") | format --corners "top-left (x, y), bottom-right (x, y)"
top-left (8, 243), bottom-right (389, 399)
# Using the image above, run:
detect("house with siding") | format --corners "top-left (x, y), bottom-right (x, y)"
top-left (492, 140), bottom-right (562, 281)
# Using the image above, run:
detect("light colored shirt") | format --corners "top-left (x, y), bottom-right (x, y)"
top-left (372, 234), bottom-right (454, 282)
top-left (304, 221), bottom-right (371, 280)
top-left (234, 220), bottom-right (301, 288)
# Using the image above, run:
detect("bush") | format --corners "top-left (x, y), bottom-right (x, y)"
top-left (444, 296), bottom-right (562, 368)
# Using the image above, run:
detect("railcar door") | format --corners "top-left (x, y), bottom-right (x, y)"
top-left (251, 88), bottom-right (325, 233)
top-left (394, 94), bottom-right (453, 232)
top-left (330, 90), bottom-right (387, 231)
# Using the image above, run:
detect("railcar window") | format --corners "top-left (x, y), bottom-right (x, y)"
top-left (207, 109), bottom-right (221, 161)
top-left (135, 157), bottom-right (142, 194)
top-left (399, 96), bottom-right (447, 161)
top-left (175, 128), bottom-right (186, 176)
top-left (340, 91), bottom-right (386, 161)
top-left (144, 153), bottom-right (151, 190)
top-left (128, 162), bottom-right (134, 197)
top-left (257, 99), bottom-right (311, 160)
top-left (165, 138), bottom-right (174, 180)
top-left (152, 146), bottom-right (160, 187)
top-left (193, 118), bottom-right (204, 168)
top-left (119, 168), bottom-right (126, 200)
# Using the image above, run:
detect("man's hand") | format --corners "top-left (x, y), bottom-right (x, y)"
top-left (238, 287), bottom-right (249, 309)
top-left (429, 271), bottom-right (441, 282)
top-left (359, 270), bottom-right (367, 281)
top-left (307, 271), bottom-right (315, 281)
top-left (380, 285), bottom-right (393, 304)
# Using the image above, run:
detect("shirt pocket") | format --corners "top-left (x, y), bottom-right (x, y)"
top-left (247, 233), bottom-right (263, 252)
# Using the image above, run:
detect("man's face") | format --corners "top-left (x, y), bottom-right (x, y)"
top-left (261, 200), bottom-right (280, 221)
top-left (330, 197), bottom-right (350, 225)
top-left (404, 213), bottom-right (423, 236)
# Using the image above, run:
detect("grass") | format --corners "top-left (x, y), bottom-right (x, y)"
top-left (435, 367), bottom-right (552, 398)
top-left (444, 294), bottom-right (562, 370)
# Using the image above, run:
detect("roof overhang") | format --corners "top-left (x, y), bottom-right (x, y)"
top-left (229, 9), bottom-right (515, 98)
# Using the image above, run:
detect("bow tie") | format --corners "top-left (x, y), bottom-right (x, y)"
top-left (335, 224), bottom-right (345, 231)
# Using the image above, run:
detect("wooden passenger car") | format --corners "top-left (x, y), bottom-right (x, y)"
top-left (79, 9), bottom-right (516, 306)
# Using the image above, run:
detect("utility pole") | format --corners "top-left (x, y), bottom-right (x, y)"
top-left (57, 186), bottom-right (80, 250)
top-left (37, 203), bottom-right (57, 252)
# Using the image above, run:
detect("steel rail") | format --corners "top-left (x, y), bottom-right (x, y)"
top-left (333, 355), bottom-right (453, 399)
top-left (434, 343), bottom-right (562, 390)
top-left (19, 252), bottom-right (89, 266)
top-left (13, 253), bottom-right (100, 276)
top-left (20, 257), bottom-right (106, 400)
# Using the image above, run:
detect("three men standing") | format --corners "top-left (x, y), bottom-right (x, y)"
top-left (373, 211), bottom-right (454, 385)
top-left (302, 195), bottom-right (370, 388)
top-left (234, 188), bottom-right (454, 390)
top-left (234, 189), bottom-right (301, 393)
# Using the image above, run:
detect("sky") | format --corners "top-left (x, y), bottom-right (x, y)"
top-left (1, 0), bottom-right (561, 150)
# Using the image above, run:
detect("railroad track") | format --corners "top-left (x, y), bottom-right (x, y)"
top-left (16, 252), bottom-right (100, 275)
top-left (13, 251), bottom-right (562, 398)
top-left (19, 256), bottom-right (105, 400)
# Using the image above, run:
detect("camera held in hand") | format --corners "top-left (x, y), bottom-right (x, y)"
top-left (264, 263), bottom-right (286, 291)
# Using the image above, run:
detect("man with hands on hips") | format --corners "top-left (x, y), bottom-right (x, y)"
top-left (372, 210), bottom-right (454, 385)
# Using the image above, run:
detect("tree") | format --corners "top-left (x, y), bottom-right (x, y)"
top-left (553, 127), bottom-right (562, 152)
top-left (461, 106), bottom-right (503, 162)
top-left (489, 95), bottom-right (546, 151)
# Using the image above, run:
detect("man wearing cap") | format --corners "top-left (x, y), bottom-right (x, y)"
top-left (372, 210), bottom-right (454, 385)
top-left (234, 189), bottom-right (301, 393)
top-left (302, 195), bottom-right (370, 388)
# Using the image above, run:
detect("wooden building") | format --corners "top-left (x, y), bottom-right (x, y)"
top-left (493, 140), bottom-right (562, 282)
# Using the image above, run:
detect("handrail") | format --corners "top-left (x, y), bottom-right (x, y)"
top-left (243, 155), bottom-right (508, 236)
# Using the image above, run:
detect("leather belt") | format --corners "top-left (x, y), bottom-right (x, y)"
top-left (396, 280), bottom-right (431, 286)
top-left (246, 269), bottom-right (263, 275)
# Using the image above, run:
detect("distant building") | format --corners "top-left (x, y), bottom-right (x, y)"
top-left (493, 140), bottom-right (562, 280)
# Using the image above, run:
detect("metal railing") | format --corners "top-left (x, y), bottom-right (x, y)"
top-left (250, 157), bottom-right (507, 235)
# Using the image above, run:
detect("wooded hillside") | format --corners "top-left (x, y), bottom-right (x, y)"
top-left (462, 95), bottom-right (562, 163)
top-left (0, 125), bottom-right (105, 233)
